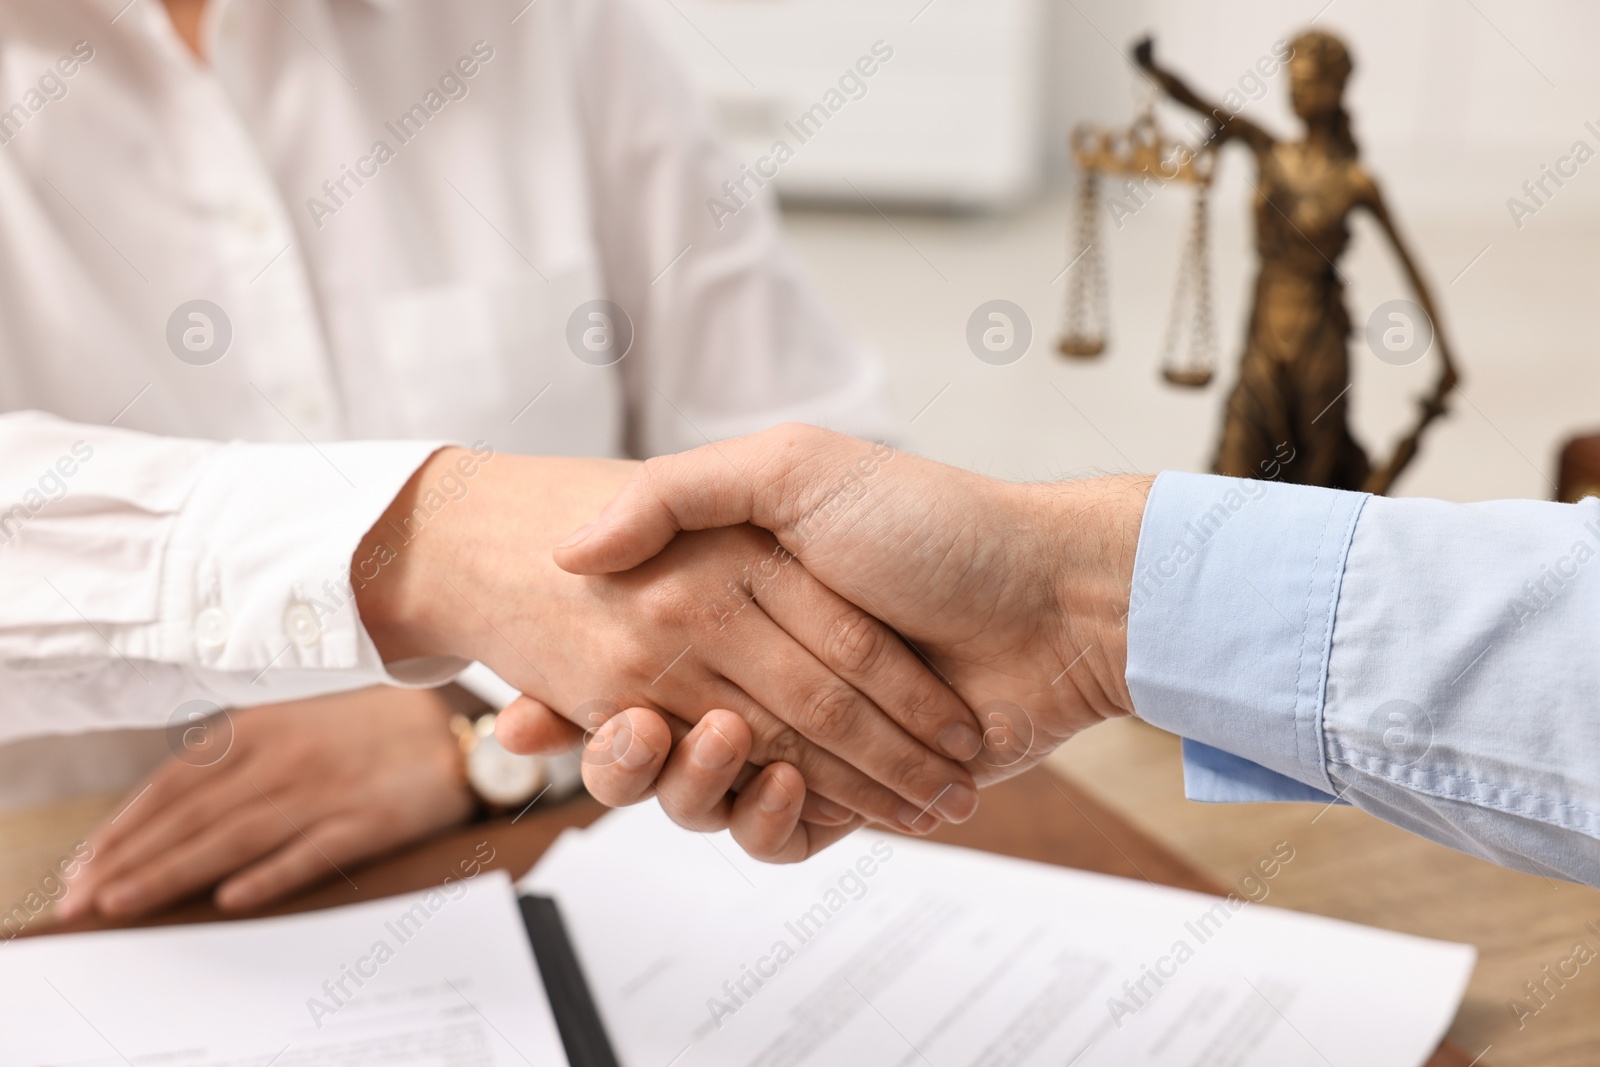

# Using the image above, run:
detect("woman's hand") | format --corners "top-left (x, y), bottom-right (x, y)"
top-left (499, 703), bottom-right (860, 863)
top-left (356, 449), bottom-right (983, 835)
top-left (59, 687), bottom-right (475, 918)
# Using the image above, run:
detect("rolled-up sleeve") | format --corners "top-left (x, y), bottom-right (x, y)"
top-left (0, 411), bottom-right (448, 744)
top-left (1126, 470), bottom-right (1600, 885)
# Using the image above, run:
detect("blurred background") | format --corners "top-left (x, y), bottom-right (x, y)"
top-left (648, 0), bottom-right (1600, 501)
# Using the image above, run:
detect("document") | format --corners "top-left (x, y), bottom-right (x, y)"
top-left (522, 804), bottom-right (1476, 1067)
top-left (0, 870), bottom-right (568, 1067)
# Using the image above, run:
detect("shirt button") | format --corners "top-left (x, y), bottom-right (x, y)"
top-left (284, 602), bottom-right (323, 648)
top-left (194, 606), bottom-right (230, 649)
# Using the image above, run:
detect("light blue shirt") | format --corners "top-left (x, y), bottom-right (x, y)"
top-left (1126, 472), bottom-right (1600, 886)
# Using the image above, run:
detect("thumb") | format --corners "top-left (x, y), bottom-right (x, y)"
top-left (551, 463), bottom-right (695, 575)
top-left (554, 424), bottom-right (831, 574)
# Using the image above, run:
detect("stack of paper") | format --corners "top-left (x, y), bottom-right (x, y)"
top-left (0, 871), bottom-right (568, 1066)
top-left (523, 803), bottom-right (1476, 1067)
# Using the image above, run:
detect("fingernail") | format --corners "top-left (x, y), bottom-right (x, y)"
top-left (939, 723), bottom-right (983, 761)
top-left (759, 776), bottom-right (796, 814)
top-left (615, 725), bottom-right (656, 769)
top-left (896, 802), bottom-right (939, 834)
top-left (934, 783), bottom-right (979, 823)
top-left (558, 522), bottom-right (596, 549)
top-left (692, 724), bottom-right (737, 770)
top-left (55, 894), bottom-right (88, 921)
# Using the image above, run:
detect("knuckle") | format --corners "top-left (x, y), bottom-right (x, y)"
top-left (637, 453), bottom-right (672, 484)
top-left (637, 579), bottom-right (691, 629)
top-left (799, 684), bottom-right (863, 744)
top-left (756, 725), bottom-right (807, 770)
top-left (888, 747), bottom-right (939, 797)
top-left (752, 725), bottom-right (896, 825)
top-left (895, 679), bottom-right (952, 737)
top-left (822, 610), bottom-right (890, 677)
top-left (635, 454), bottom-right (682, 504)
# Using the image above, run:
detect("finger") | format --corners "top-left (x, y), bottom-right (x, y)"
top-left (715, 608), bottom-right (978, 825)
top-left (95, 803), bottom-right (297, 917)
top-left (651, 710), bottom-right (750, 833)
top-left (496, 694), bottom-right (584, 755)
top-left (555, 424), bottom-right (868, 574)
top-left (214, 815), bottom-right (386, 913)
top-left (579, 707), bottom-right (672, 807)
top-left (61, 773), bottom-right (168, 917)
top-left (63, 737), bottom-right (261, 918)
top-left (71, 762), bottom-right (267, 905)
top-left (696, 677), bottom-right (940, 835)
top-left (728, 763), bottom-right (861, 864)
top-left (81, 746), bottom-right (246, 860)
top-left (572, 707), bottom-right (851, 826)
top-left (800, 792), bottom-right (856, 826)
top-left (758, 556), bottom-right (981, 761)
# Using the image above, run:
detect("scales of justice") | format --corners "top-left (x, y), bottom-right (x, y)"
top-left (1058, 31), bottom-right (1460, 496)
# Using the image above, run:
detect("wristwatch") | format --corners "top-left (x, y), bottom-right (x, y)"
top-left (451, 712), bottom-right (553, 814)
top-left (447, 664), bottom-right (585, 815)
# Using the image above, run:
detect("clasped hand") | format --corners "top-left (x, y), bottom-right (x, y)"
top-left (353, 450), bottom-right (992, 862)
top-left (504, 426), bottom-right (1151, 862)
top-left (64, 430), bottom-right (1146, 920)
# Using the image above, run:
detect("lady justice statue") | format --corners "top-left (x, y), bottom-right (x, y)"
top-left (1135, 31), bottom-right (1459, 493)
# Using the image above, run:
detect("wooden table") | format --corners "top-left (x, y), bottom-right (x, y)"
top-left (29, 767), bottom-right (1470, 1066)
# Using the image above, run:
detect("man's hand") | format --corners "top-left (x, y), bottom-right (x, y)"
top-left (60, 687), bottom-right (475, 918)
top-left (552, 426), bottom-right (1151, 797)
top-left (354, 449), bottom-right (982, 835)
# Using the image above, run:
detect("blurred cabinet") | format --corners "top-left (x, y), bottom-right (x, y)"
top-left (642, 0), bottom-right (1044, 208)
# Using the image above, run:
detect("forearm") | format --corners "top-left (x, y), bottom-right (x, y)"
top-left (1148, 68), bottom-right (1222, 122)
top-left (1133, 42), bottom-right (1270, 150)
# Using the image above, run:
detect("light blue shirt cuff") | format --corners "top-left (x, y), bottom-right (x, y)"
top-left (1181, 740), bottom-right (1345, 805)
top-left (1127, 471), bottom-right (1369, 798)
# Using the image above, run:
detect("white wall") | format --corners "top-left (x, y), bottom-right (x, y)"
top-left (645, 0), bottom-right (1046, 207)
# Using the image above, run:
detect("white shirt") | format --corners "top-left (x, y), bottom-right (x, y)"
top-left (0, 0), bottom-right (891, 771)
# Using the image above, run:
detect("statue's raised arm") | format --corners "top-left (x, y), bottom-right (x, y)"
top-left (1132, 36), bottom-right (1276, 154)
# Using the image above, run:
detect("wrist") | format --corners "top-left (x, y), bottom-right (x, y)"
top-left (354, 447), bottom-right (475, 663)
top-left (354, 449), bottom-right (641, 669)
top-left (1030, 474), bottom-right (1152, 724)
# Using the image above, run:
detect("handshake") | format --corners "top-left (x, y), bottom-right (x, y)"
top-left (356, 424), bottom-right (1153, 862)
